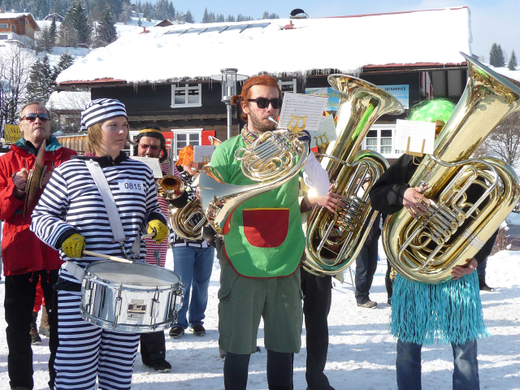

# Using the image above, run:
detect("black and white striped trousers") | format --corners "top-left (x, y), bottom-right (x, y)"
top-left (54, 290), bottom-right (140, 390)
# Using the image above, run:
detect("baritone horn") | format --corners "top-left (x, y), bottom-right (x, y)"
top-left (383, 52), bottom-right (520, 284)
top-left (303, 75), bottom-right (404, 276)
top-left (200, 120), bottom-right (309, 234)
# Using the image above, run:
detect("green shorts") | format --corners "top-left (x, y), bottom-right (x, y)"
top-left (218, 263), bottom-right (303, 355)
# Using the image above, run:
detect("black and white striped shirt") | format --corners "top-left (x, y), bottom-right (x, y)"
top-left (31, 153), bottom-right (166, 283)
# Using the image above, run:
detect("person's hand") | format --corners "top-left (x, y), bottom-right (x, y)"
top-left (13, 168), bottom-right (28, 196)
top-left (41, 166), bottom-right (54, 188)
top-left (62, 233), bottom-right (86, 259)
top-left (298, 130), bottom-right (311, 144)
top-left (309, 191), bottom-right (346, 213)
top-left (403, 184), bottom-right (430, 216)
top-left (195, 186), bottom-right (201, 200)
top-left (451, 258), bottom-right (478, 280)
top-left (147, 219), bottom-right (168, 244)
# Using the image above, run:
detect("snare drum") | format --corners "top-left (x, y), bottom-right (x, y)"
top-left (80, 261), bottom-right (183, 333)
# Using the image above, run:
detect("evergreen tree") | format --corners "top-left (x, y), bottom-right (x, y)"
top-left (489, 43), bottom-right (506, 67)
top-left (508, 50), bottom-right (518, 71)
top-left (40, 26), bottom-right (54, 52)
top-left (53, 0), bottom-right (63, 15)
top-left (26, 55), bottom-right (54, 104)
top-left (226, 14), bottom-right (235, 22)
top-left (184, 10), bottom-right (194, 23)
top-left (202, 7), bottom-right (209, 23)
top-left (49, 17), bottom-right (57, 45)
top-left (95, 5), bottom-right (117, 47)
top-left (52, 51), bottom-right (75, 80)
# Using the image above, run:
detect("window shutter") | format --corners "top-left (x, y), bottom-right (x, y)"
top-left (201, 130), bottom-right (216, 145)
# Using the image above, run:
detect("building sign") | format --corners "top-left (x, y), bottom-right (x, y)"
top-left (4, 124), bottom-right (21, 143)
top-left (306, 84), bottom-right (409, 111)
top-left (380, 85), bottom-right (409, 109)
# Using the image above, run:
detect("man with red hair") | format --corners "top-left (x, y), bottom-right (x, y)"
top-left (210, 74), bottom-right (330, 390)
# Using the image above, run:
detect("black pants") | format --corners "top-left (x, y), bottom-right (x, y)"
top-left (5, 269), bottom-right (58, 389)
top-left (140, 331), bottom-right (167, 364)
top-left (354, 240), bottom-right (379, 304)
top-left (301, 268), bottom-right (334, 390)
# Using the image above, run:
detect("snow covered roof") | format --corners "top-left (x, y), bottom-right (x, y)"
top-left (56, 7), bottom-right (472, 86)
top-left (0, 13), bottom-right (39, 30)
top-left (47, 91), bottom-right (90, 111)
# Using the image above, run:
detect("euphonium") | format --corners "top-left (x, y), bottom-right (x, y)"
top-left (303, 75), bottom-right (404, 276)
top-left (200, 121), bottom-right (309, 234)
top-left (383, 52), bottom-right (520, 284)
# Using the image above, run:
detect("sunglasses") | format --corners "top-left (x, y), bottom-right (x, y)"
top-left (248, 98), bottom-right (283, 110)
top-left (22, 113), bottom-right (50, 122)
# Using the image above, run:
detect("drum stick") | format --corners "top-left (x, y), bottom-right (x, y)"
top-left (83, 250), bottom-right (133, 263)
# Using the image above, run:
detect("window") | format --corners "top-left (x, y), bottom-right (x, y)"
top-left (0, 34), bottom-right (8, 40)
top-left (171, 84), bottom-right (202, 108)
top-left (278, 79), bottom-right (297, 94)
top-left (361, 124), bottom-right (399, 158)
top-left (173, 130), bottom-right (201, 158)
top-left (0, 23), bottom-right (8, 29)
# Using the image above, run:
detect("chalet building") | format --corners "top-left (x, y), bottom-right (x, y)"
top-left (0, 13), bottom-right (40, 45)
top-left (55, 7), bottom-right (472, 160)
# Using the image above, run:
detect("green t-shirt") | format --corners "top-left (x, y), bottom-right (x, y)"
top-left (210, 135), bottom-right (304, 278)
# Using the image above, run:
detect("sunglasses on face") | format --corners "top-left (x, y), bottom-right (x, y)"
top-left (22, 113), bottom-right (50, 122)
top-left (248, 98), bottom-right (283, 110)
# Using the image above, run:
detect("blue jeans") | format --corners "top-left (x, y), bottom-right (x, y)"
top-left (173, 246), bottom-right (215, 329)
top-left (396, 339), bottom-right (479, 390)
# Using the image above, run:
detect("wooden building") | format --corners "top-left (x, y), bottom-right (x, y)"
top-left (55, 7), bottom-right (472, 160)
top-left (0, 13), bottom-right (40, 44)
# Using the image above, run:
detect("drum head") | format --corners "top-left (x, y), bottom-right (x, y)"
top-left (86, 261), bottom-right (179, 287)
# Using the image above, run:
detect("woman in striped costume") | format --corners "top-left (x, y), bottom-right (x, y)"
top-left (31, 99), bottom-right (168, 390)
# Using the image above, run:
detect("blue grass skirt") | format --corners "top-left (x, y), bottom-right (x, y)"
top-left (390, 272), bottom-right (489, 345)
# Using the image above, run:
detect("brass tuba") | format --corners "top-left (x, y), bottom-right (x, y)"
top-left (157, 154), bottom-right (185, 200)
top-left (303, 75), bottom-right (404, 276)
top-left (169, 136), bottom-right (223, 241)
top-left (383, 52), bottom-right (520, 284)
top-left (200, 122), bottom-right (309, 234)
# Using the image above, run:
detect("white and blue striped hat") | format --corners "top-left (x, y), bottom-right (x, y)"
top-left (81, 98), bottom-right (127, 131)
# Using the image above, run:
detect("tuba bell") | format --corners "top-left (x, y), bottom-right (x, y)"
top-left (383, 52), bottom-right (520, 284)
top-left (200, 121), bottom-right (309, 234)
top-left (303, 75), bottom-right (404, 276)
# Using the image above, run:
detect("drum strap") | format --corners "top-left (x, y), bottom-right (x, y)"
top-left (63, 261), bottom-right (85, 281)
top-left (86, 160), bottom-right (140, 259)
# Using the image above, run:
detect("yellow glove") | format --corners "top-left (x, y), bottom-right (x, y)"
top-left (147, 219), bottom-right (168, 244)
top-left (62, 233), bottom-right (86, 259)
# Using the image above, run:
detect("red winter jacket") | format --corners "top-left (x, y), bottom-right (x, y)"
top-left (0, 137), bottom-right (77, 276)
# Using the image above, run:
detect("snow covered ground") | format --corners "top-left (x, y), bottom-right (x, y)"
top-left (1, 224), bottom-right (519, 389)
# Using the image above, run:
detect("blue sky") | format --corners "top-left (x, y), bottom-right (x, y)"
top-left (157, 0), bottom-right (520, 64)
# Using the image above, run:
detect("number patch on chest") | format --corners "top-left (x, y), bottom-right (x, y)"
top-left (118, 180), bottom-right (145, 193)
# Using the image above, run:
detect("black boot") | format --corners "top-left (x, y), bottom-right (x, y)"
top-left (479, 275), bottom-right (494, 292)
top-left (30, 311), bottom-right (42, 345)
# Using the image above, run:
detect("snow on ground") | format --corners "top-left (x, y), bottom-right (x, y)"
top-left (1, 237), bottom-right (520, 389)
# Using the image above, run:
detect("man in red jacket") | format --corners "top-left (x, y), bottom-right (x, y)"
top-left (0, 102), bottom-right (76, 390)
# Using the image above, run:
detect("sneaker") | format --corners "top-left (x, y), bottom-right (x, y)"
top-left (190, 324), bottom-right (206, 337)
top-left (357, 300), bottom-right (377, 309)
top-left (169, 326), bottom-right (184, 339)
top-left (31, 332), bottom-right (42, 345)
top-left (144, 358), bottom-right (172, 373)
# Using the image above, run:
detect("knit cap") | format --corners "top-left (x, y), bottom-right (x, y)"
top-left (81, 98), bottom-right (127, 131)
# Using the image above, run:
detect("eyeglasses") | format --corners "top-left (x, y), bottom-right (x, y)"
top-left (21, 113), bottom-right (50, 122)
top-left (248, 98), bottom-right (283, 110)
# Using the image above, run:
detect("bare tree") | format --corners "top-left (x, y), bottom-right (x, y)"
top-left (0, 45), bottom-right (33, 133)
top-left (482, 112), bottom-right (520, 168)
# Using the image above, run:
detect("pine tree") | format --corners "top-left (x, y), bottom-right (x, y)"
top-left (508, 51), bottom-right (518, 71)
top-left (40, 26), bottom-right (54, 52)
top-left (49, 17), bottom-right (57, 46)
top-left (52, 0), bottom-right (63, 15)
top-left (226, 14), bottom-right (235, 22)
top-left (489, 43), bottom-right (506, 67)
top-left (26, 55), bottom-right (55, 104)
top-left (202, 7), bottom-right (209, 23)
top-left (60, 1), bottom-right (92, 46)
top-left (95, 5), bottom-right (117, 48)
top-left (52, 51), bottom-right (75, 80)
top-left (184, 10), bottom-right (194, 23)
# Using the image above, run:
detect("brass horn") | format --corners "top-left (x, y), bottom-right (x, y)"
top-left (200, 122), bottom-right (309, 234)
top-left (157, 153), bottom-right (185, 200)
top-left (303, 75), bottom-right (404, 276)
top-left (383, 52), bottom-right (520, 284)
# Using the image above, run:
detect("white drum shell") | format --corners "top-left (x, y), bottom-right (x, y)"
top-left (80, 261), bottom-right (182, 333)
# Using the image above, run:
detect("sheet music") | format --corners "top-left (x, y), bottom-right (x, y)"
top-left (131, 156), bottom-right (163, 178)
top-left (194, 145), bottom-right (215, 163)
top-left (395, 119), bottom-right (435, 155)
top-left (309, 115), bottom-right (337, 149)
top-left (278, 94), bottom-right (328, 132)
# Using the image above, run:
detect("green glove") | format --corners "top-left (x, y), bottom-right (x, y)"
top-left (62, 233), bottom-right (85, 259)
top-left (147, 219), bottom-right (168, 244)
